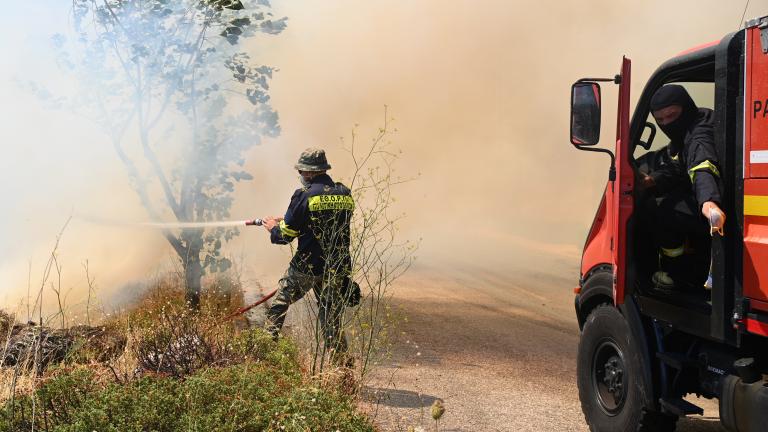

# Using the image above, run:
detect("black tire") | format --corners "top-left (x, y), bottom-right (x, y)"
top-left (578, 304), bottom-right (677, 432)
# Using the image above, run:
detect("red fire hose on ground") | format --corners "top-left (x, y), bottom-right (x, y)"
top-left (221, 218), bottom-right (278, 322)
top-left (222, 286), bottom-right (279, 322)
top-left (139, 218), bottom-right (281, 323)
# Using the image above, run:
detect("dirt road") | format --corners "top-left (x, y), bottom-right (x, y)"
top-left (363, 260), bottom-right (727, 432)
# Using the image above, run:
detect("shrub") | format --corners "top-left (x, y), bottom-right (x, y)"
top-left (0, 274), bottom-right (374, 432)
top-left (125, 273), bottom-right (249, 378)
top-left (1, 352), bottom-right (374, 432)
top-left (1, 366), bottom-right (97, 430)
top-left (65, 323), bottom-right (127, 364)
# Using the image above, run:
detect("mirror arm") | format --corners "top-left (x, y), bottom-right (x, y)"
top-left (577, 75), bottom-right (622, 85)
top-left (575, 145), bottom-right (616, 181)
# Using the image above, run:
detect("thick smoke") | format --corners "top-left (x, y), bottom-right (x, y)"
top-left (0, 1), bottom-right (761, 313)
top-left (244, 0), bottom-right (758, 271)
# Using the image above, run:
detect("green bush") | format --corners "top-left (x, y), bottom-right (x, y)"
top-left (1, 335), bottom-right (374, 432)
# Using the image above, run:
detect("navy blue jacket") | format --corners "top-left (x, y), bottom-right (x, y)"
top-left (650, 108), bottom-right (722, 208)
top-left (271, 174), bottom-right (354, 276)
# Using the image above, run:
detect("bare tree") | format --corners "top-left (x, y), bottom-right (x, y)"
top-left (34, 0), bottom-right (286, 308)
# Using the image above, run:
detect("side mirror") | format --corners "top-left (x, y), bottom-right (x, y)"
top-left (570, 82), bottom-right (601, 146)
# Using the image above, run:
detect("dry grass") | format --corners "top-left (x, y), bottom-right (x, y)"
top-left (1, 268), bottom-right (375, 432)
top-left (0, 270), bottom-right (249, 402)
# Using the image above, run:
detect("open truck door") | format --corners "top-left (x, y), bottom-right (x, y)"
top-left (570, 58), bottom-right (633, 306)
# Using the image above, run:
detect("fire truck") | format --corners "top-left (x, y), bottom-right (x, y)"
top-left (570, 18), bottom-right (768, 432)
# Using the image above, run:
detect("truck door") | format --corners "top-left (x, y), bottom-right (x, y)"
top-left (743, 24), bottom-right (768, 313)
top-left (613, 57), bottom-right (634, 305)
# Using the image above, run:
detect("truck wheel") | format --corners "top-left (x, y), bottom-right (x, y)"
top-left (578, 304), bottom-right (677, 432)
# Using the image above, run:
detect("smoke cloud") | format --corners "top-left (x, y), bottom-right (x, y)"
top-left (0, 1), bottom-right (762, 313)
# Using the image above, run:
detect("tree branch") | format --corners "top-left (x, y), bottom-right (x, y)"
top-left (134, 61), bottom-right (185, 220)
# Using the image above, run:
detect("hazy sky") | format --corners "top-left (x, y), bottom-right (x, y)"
top-left (0, 0), bottom-right (764, 311)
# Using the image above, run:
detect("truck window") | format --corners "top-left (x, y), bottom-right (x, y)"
top-left (633, 82), bottom-right (715, 160)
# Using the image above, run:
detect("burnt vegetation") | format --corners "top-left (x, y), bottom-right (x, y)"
top-left (0, 273), bottom-right (374, 431)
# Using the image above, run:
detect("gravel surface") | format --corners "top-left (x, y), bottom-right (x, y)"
top-left (362, 262), bottom-right (727, 432)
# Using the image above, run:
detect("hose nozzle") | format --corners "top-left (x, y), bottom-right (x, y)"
top-left (245, 218), bottom-right (263, 226)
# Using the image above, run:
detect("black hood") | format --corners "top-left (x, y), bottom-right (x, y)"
top-left (650, 85), bottom-right (699, 145)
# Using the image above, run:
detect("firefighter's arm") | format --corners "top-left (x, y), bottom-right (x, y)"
top-left (269, 190), bottom-right (305, 245)
top-left (687, 130), bottom-right (725, 234)
top-left (687, 132), bottom-right (722, 207)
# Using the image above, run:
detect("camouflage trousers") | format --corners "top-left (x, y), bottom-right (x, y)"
top-left (265, 266), bottom-right (348, 356)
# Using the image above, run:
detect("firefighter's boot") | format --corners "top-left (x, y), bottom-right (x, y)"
top-left (654, 244), bottom-right (687, 291)
top-left (653, 270), bottom-right (676, 290)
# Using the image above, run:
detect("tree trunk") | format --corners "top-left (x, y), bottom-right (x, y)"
top-left (185, 256), bottom-right (202, 310)
top-left (181, 229), bottom-right (204, 310)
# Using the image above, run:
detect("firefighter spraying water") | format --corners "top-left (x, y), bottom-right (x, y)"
top-left (141, 149), bottom-right (359, 363)
top-left (259, 148), bottom-right (359, 366)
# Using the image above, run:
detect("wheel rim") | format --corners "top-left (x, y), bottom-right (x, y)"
top-left (591, 339), bottom-right (627, 416)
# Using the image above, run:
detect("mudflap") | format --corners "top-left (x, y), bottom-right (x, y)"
top-left (619, 296), bottom-right (658, 411)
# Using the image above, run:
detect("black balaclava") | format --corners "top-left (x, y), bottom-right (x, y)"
top-left (650, 85), bottom-right (699, 144)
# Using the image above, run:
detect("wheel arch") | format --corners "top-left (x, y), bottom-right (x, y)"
top-left (576, 264), bottom-right (613, 329)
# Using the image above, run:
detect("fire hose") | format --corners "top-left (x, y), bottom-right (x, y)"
top-left (219, 218), bottom-right (282, 322)
top-left (221, 286), bottom-right (279, 321)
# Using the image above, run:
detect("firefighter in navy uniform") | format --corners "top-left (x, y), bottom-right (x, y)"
top-left (642, 85), bottom-right (726, 291)
top-left (261, 148), bottom-right (358, 364)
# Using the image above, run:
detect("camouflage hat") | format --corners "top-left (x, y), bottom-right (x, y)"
top-left (294, 147), bottom-right (331, 171)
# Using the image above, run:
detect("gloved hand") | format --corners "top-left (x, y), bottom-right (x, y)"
top-left (640, 174), bottom-right (656, 190)
top-left (261, 216), bottom-right (283, 232)
top-left (702, 201), bottom-right (725, 236)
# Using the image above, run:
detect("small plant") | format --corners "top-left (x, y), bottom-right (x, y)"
top-left (430, 399), bottom-right (445, 431)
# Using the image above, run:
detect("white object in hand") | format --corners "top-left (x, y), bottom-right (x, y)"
top-left (709, 209), bottom-right (724, 236)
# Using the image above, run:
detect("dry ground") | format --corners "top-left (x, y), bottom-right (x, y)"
top-left (361, 260), bottom-right (727, 432)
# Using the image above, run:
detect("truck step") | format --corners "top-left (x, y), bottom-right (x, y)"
top-left (659, 397), bottom-right (704, 417)
top-left (656, 351), bottom-right (694, 370)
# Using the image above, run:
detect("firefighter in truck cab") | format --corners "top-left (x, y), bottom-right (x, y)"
top-left (641, 85), bottom-right (726, 291)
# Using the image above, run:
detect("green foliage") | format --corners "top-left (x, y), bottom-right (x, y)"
top-left (1, 340), bottom-right (374, 432)
top-left (40, 0), bottom-right (288, 288)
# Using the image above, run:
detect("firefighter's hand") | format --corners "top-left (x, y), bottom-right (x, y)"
top-left (702, 201), bottom-right (726, 236)
top-left (262, 216), bottom-right (281, 232)
top-left (641, 174), bottom-right (655, 190)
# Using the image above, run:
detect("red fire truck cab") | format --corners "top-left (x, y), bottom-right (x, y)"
top-left (570, 18), bottom-right (768, 432)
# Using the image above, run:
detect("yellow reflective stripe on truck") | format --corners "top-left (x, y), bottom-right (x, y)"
top-left (308, 195), bottom-right (355, 212)
top-left (744, 195), bottom-right (768, 217)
